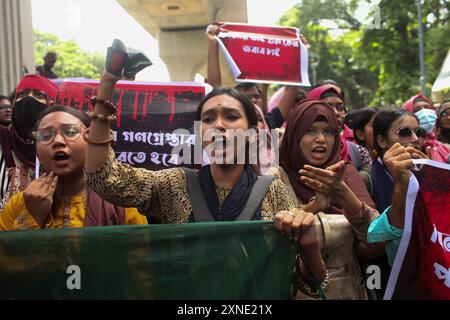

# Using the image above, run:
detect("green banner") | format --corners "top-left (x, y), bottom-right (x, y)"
top-left (0, 221), bottom-right (296, 300)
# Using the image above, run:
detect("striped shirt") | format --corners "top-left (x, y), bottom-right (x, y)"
top-left (0, 147), bottom-right (10, 203)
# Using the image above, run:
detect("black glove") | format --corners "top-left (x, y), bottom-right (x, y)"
top-left (106, 39), bottom-right (153, 78)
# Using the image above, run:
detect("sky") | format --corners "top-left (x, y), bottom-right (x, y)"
top-left (31, 0), bottom-right (300, 81)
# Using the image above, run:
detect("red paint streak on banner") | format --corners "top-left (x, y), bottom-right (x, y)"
top-left (143, 91), bottom-right (149, 119)
top-left (117, 89), bottom-right (125, 128)
top-left (168, 90), bottom-right (175, 124)
top-left (56, 80), bottom-right (207, 127)
top-left (132, 91), bottom-right (139, 121)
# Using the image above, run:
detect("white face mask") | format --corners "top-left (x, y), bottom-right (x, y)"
top-left (415, 108), bottom-right (437, 134)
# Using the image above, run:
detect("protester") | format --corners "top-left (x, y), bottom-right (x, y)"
top-left (402, 94), bottom-right (449, 163)
top-left (0, 97), bottom-right (12, 201)
top-left (402, 94), bottom-right (434, 114)
top-left (368, 143), bottom-right (428, 266)
top-left (306, 84), bottom-right (366, 171)
top-left (371, 109), bottom-right (424, 213)
top-left (36, 52), bottom-right (58, 79)
top-left (345, 107), bottom-right (380, 195)
top-left (83, 56), bottom-right (329, 297)
top-left (266, 98), bottom-right (379, 300)
top-left (346, 108), bottom-right (379, 160)
top-left (0, 106), bottom-right (147, 230)
top-left (0, 96), bottom-right (12, 126)
top-left (253, 105), bottom-right (276, 174)
top-left (312, 79), bottom-right (355, 141)
top-left (437, 100), bottom-right (450, 151)
top-left (0, 75), bottom-right (58, 209)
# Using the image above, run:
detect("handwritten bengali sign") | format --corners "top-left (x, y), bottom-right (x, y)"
top-left (56, 79), bottom-right (211, 170)
top-left (215, 23), bottom-right (310, 86)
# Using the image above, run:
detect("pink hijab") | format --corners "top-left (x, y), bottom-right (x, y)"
top-left (402, 94), bottom-right (433, 113)
top-left (402, 95), bottom-right (449, 163)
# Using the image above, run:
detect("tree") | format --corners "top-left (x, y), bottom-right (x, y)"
top-left (34, 30), bottom-right (105, 79)
top-left (278, 0), bottom-right (450, 107)
top-left (278, 0), bottom-right (378, 109)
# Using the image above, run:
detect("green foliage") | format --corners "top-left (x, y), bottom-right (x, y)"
top-left (278, 0), bottom-right (450, 108)
top-left (34, 30), bottom-right (104, 80)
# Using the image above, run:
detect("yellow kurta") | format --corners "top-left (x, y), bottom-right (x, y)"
top-left (0, 192), bottom-right (147, 231)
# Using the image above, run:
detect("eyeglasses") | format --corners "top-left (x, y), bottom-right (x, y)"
top-left (396, 127), bottom-right (427, 139)
top-left (0, 104), bottom-right (11, 110)
top-left (328, 103), bottom-right (348, 116)
top-left (335, 104), bottom-right (348, 115)
top-left (33, 124), bottom-right (85, 145)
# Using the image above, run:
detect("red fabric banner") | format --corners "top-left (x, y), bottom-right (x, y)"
top-left (56, 79), bottom-right (210, 171)
top-left (215, 23), bottom-right (310, 86)
top-left (386, 160), bottom-right (450, 299)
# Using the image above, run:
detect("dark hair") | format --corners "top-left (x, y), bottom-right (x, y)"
top-left (45, 52), bottom-right (57, 59)
top-left (373, 109), bottom-right (418, 155)
top-left (34, 105), bottom-right (90, 130)
top-left (295, 89), bottom-right (307, 104)
top-left (0, 95), bottom-right (10, 101)
top-left (346, 107), bottom-right (379, 146)
top-left (196, 87), bottom-right (258, 128)
top-left (319, 79), bottom-right (346, 101)
top-left (234, 82), bottom-right (262, 96)
top-left (8, 90), bottom-right (16, 103)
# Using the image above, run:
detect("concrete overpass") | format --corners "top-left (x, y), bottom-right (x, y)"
top-left (0, 0), bottom-right (35, 95)
top-left (117, 0), bottom-right (247, 85)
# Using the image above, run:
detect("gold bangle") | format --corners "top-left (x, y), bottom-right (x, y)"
top-left (83, 128), bottom-right (115, 146)
top-left (86, 111), bottom-right (117, 123)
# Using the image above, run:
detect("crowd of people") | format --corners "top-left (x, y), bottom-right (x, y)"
top-left (0, 25), bottom-right (449, 300)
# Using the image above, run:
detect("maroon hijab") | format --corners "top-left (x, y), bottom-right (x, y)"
top-left (280, 99), bottom-right (341, 209)
top-left (307, 84), bottom-right (352, 162)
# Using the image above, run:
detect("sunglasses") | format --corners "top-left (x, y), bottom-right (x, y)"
top-left (396, 127), bottom-right (427, 139)
top-left (33, 124), bottom-right (85, 145)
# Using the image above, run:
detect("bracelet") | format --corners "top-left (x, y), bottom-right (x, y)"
top-left (90, 96), bottom-right (117, 115)
top-left (83, 128), bottom-right (115, 146)
top-left (86, 111), bottom-right (117, 123)
top-left (296, 256), bottom-right (329, 299)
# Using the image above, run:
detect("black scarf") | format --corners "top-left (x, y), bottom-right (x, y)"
top-left (197, 165), bottom-right (259, 222)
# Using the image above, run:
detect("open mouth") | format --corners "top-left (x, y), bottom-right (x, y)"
top-left (311, 146), bottom-right (327, 159)
top-left (53, 151), bottom-right (70, 162)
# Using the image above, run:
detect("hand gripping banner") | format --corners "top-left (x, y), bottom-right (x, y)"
top-left (215, 23), bottom-right (310, 86)
top-left (385, 160), bottom-right (450, 300)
